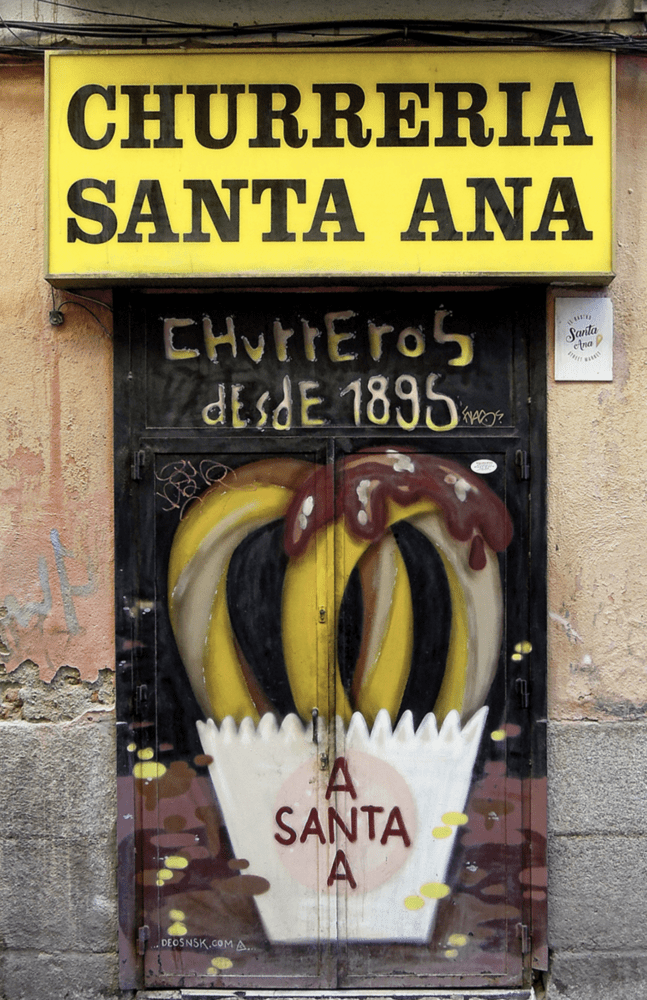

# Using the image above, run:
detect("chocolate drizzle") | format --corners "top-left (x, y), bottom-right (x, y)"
top-left (284, 450), bottom-right (513, 567)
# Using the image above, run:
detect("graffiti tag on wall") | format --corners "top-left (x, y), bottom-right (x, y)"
top-left (0, 529), bottom-right (97, 664)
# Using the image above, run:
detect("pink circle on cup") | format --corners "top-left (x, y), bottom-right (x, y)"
top-left (273, 749), bottom-right (416, 893)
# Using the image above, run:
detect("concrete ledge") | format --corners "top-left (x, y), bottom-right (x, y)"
top-left (145, 992), bottom-right (535, 1000)
top-left (548, 721), bottom-right (647, 835)
top-left (0, 717), bottom-right (116, 839)
top-left (0, 719), bottom-right (118, 957)
top-left (547, 951), bottom-right (647, 999)
top-left (0, 834), bottom-right (117, 952)
top-left (1, 949), bottom-right (127, 1000)
top-left (548, 833), bottom-right (647, 950)
top-left (547, 722), bottom-right (647, 997)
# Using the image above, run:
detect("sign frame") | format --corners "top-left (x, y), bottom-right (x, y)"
top-left (46, 47), bottom-right (615, 287)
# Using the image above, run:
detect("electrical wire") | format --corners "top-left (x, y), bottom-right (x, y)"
top-left (33, 0), bottom-right (192, 26)
top-left (64, 291), bottom-right (113, 312)
top-left (0, 12), bottom-right (40, 48)
top-left (58, 301), bottom-right (112, 338)
top-left (1, 15), bottom-right (647, 55)
top-left (50, 289), bottom-right (113, 338)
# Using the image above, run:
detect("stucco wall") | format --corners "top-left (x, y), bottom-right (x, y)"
top-left (1, 50), bottom-right (647, 1000)
top-left (542, 53), bottom-right (647, 1000)
top-left (546, 55), bottom-right (647, 723)
top-left (0, 63), bottom-right (114, 693)
top-left (0, 61), bottom-right (119, 999)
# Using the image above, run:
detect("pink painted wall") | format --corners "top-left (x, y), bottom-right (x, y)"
top-left (0, 64), bottom-right (114, 681)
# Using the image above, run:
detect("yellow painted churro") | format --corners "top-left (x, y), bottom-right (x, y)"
top-left (169, 450), bottom-right (512, 726)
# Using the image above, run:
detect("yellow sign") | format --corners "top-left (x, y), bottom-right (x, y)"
top-left (46, 49), bottom-right (614, 283)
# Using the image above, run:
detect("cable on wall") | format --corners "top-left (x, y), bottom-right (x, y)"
top-left (2, 14), bottom-right (647, 57)
top-left (49, 288), bottom-right (113, 339)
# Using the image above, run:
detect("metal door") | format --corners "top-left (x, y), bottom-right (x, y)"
top-left (115, 288), bottom-right (547, 992)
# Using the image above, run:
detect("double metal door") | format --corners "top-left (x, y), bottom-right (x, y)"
top-left (115, 288), bottom-right (547, 991)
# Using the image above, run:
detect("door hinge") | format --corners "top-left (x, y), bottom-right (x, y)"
top-left (517, 922), bottom-right (531, 954)
top-left (516, 677), bottom-right (530, 709)
top-left (134, 683), bottom-right (149, 717)
top-left (515, 449), bottom-right (530, 481)
top-left (131, 449), bottom-right (146, 481)
top-left (137, 924), bottom-right (150, 956)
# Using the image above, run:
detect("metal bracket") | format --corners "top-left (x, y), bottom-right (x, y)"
top-left (517, 921), bottom-right (531, 954)
top-left (134, 683), bottom-right (148, 717)
top-left (131, 449), bottom-right (146, 481)
top-left (516, 677), bottom-right (530, 709)
top-left (137, 924), bottom-right (150, 955)
top-left (515, 449), bottom-right (530, 481)
top-left (137, 924), bottom-right (149, 956)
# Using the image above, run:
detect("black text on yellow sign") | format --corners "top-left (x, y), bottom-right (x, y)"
top-left (46, 50), bottom-right (614, 280)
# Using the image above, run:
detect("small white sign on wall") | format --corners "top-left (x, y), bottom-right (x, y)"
top-left (554, 297), bottom-right (613, 381)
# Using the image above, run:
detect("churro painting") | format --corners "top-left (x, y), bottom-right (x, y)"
top-left (115, 290), bottom-right (547, 990)
top-left (169, 451), bottom-right (510, 944)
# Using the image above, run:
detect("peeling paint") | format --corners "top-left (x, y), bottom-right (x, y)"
top-left (0, 661), bottom-right (114, 722)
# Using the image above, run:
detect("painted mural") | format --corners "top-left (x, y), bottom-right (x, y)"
top-left (115, 290), bottom-right (547, 989)
top-left (168, 449), bottom-right (511, 945)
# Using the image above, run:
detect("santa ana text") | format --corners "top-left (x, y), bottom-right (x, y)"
top-left (67, 175), bottom-right (592, 245)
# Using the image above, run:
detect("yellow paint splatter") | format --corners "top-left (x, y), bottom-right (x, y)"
top-left (491, 729), bottom-right (506, 741)
top-left (441, 812), bottom-right (468, 826)
top-left (445, 948), bottom-right (458, 958)
top-left (127, 742), bottom-right (137, 752)
top-left (432, 826), bottom-right (452, 839)
top-left (156, 878), bottom-right (165, 886)
top-left (515, 641), bottom-right (532, 654)
top-left (133, 761), bottom-right (167, 780)
top-left (448, 933), bottom-right (468, 947)
top-left (211, 957), bottom-right (233, 970)
top-left (404, 895), bottom-right (425, 910)
top-left (137, 747), bottom-right (155, 760)
top-left (167, 921), bottom-right (187, 936)
top-left (420, 882), bottom-right (450, 899)
top-left (511, 653), bottom-right (523, 662)
top-left (164, 856), bottom-right (189, 870)
top-left (169, 909), bottom-right (185, 921)
top-left (157, 869), bottom-right (173, 881)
